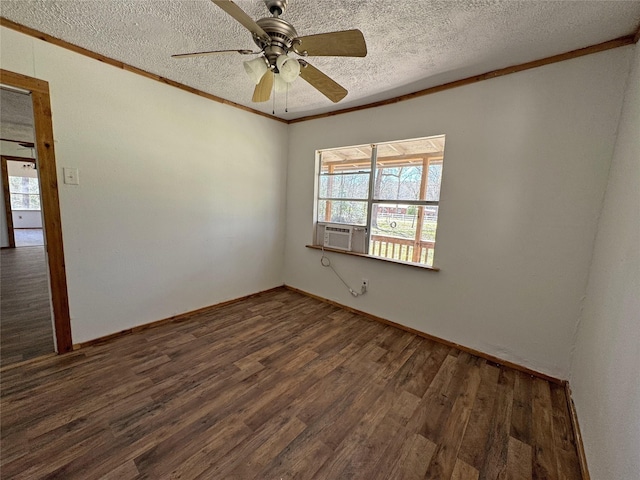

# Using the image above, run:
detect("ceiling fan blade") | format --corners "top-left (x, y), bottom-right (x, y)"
top-left (212, 0), bottom-right (269, 43)
top-left (252, 70), bottom-right (274, 102)
top-left (172, 49), bottom-right (259, 58)
top-left (298, 61), bottom-right (347, 103)
top-left (293, 29), bottom-right (367, 57)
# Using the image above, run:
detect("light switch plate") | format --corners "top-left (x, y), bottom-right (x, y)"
top-left (63, 167), bottom-right (79, 185)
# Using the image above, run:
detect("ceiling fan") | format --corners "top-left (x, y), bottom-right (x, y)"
top-left (172, 0), bottom-right (367, 103)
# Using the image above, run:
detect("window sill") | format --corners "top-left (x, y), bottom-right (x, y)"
top-left (305, 245), bottom-right (440, 272)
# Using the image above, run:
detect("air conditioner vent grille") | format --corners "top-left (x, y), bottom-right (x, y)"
top-left (323, 224), bottom-right (353, 251)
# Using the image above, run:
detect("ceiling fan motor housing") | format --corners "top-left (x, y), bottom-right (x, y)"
top-left (255, 17), bottom-right (298, 69)
top-left (264, 0), bottom-right (287, 17)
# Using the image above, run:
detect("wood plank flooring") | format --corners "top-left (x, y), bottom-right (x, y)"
top-left (0, 288), bottom-right (582, 479)
top-left (1, 246), bottom-right (54, 366)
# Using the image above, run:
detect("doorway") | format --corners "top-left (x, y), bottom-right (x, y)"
top-left (0, 69), bottom-right (72, 365)
top-left (2, 155), bottom-right (45, 247)
top-left (1, 152), bottom-right (52, 363)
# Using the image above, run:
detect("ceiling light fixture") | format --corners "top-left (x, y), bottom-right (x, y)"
top-left (243, 57), bottom-right (269, 85)
top-left (276, 54), bottom-right (300, 83)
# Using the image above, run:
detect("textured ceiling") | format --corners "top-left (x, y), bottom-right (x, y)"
top-left (1, 1), bottom-right (640, 120)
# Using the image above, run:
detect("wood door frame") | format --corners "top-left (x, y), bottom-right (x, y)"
top-left (1, 69), bottom-right (73, 354)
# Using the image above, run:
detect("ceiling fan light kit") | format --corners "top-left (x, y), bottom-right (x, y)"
top-left (243, 57), bottom-right (269, 85)
top-left (276, 54), bottom-right (300, 83)
top-left (173, 0), bottom-right (367, 106)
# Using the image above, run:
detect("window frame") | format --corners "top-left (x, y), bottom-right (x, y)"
top-left (315, 135), bottom-right (445, 268)
top-left (9, 175), bottom-right (41, 211)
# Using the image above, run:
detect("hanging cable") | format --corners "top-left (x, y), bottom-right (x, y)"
top-left (272, 82), bottom-right (276, 115)
top-left (320, 247), bottom-right (367, 297)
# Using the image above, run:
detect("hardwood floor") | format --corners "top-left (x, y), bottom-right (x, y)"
top-left (0, 288), bottom-right (582, 479)
top-left (0, 246), bottom-right (54, 366)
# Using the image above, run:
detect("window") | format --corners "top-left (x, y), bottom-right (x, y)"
top-left (316, 135), bottom-right (445, 267)
top-left (9, 175), bottom-right (41, 210)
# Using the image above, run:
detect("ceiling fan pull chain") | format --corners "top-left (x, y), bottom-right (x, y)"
top-left (272, 83), bottom-right (276, 115)
top-left (285, 83), bottom-right (289, 113)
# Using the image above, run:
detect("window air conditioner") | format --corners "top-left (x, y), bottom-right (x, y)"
top-left (323, 224), bottom-right (353, 251)
top-left (316, 223), bottom-right (366, 253)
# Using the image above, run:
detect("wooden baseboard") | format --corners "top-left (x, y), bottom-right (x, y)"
top-left (73, 286), bottom-right (284, 350)
top-left (564, 382), bottom-right (591, 480)
top-left (284, 284), bottom-right (564, 385)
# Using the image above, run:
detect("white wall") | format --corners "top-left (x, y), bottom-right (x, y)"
top-left (570, 44), bottom-right (640, 480)
top-left (284, 47), bottom-right (632, 378)
top-left (12, 210), bottom-right (42, 229)
top-left (1, 27), bottom-right (289, 343)
top-left (7, 158), bottom-right (38, 177)
top-left (0, 141), bottom-right (34, 158)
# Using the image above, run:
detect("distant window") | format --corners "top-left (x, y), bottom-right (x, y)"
top-left (316, 135), bottom-right (445, 267)
top-left (9, 176), bottom-right (41, 210)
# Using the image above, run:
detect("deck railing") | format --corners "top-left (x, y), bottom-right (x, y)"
top-left (370, 234), bottom-right (435, 265)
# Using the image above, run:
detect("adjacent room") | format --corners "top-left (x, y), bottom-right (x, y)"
top-left (0, 1), bottom-right (638, 479)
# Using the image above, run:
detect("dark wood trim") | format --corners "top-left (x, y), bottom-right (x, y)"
top-left (634, 23), bottom-right (640, 44)
top-left (284, 284), bottom-right (564, 384)
top-left (73, 286), bottom-right (285, 350)
top-left (0, 156), bottom-right (16, 248)
top-left (0, 17), bottom-right (286, 125)
top-left (290, 35), bottom-right (636, 124)
top-left (2, 17), bottom-right (634, 126)
top-left (1, 68), bottom-right (73, 354)
top-left (564, 382), bottom-right (591, 480)
top-left (1, 155), bottom-right (36, 163)
top-left (0, 69), bottom-right (49, 94)
top-left (305, 244), bottom-right (440, 271)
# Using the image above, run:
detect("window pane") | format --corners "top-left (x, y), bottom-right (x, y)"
top-left (9, 177), bottom-right (28, 194)
top-left (29, 194), bottom-right (41, 210)
top-left (374, 165), bottom-right (423, 201)
top-left (9, 176), bottom-right (39, 194)
top-left (10, 193), bottom-right (41, 210)
top-left (426, 163), bottom-right (443, 201)
top-left (369, 203), bottom-right (437, 267)
top-left (27, 178), bottom-right (40, 194)
top-left (421, 206), bottom-right (439, 242)
top-left (318, 200), bottom-right (367, 226)
top-left (319, 173), bottom-right (369, 199)
top-left (374, 136), bottom-right (445, 202)
top-left (11, 193), bottom-right (27, 209)
top-left (320, 145), bottom-right (372, 174)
